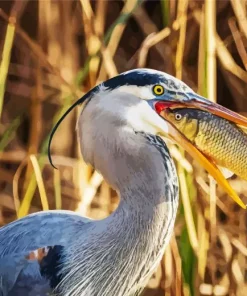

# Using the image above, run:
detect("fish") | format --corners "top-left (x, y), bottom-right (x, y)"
top-left (162, 107), bottom-right (247, 181)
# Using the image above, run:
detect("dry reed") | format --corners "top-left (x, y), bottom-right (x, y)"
top-left (0, 1), bottom-right (247, 295)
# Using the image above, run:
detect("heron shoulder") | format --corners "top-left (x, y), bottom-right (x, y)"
top-left (0, 211), bottom-right (92, 295)
top-left (0, 210), bottom-right (91, 258)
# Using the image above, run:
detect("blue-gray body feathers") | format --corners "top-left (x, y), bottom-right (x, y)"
top-left (0, 134), bottom-right (178, 296)
top-left (0, 211), bottom-right (90, 295)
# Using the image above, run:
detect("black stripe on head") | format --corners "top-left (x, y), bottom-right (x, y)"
top-left (48, 86), bottom-right (99, 169)
top-left (104, 70), bottom-right (165, 89)
top-left (48, 70), bottom-right (164, 169)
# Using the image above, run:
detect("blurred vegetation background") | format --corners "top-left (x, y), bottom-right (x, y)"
top-left (0, 0), bottom-right (247, 295)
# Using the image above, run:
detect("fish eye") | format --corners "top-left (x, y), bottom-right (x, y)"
top-left (153, 85), bottom-right (164, 96)
top-left (175, 113), bottom-right (182, 121)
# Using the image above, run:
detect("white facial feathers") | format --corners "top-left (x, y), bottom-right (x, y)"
top-left (124, 100), bottom-right (169, 136)
top-left (116, 85), bottom-right (155, 101)
top-left (79, 86), bottom-right (170, 138)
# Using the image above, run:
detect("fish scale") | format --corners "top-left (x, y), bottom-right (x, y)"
top-left (164, 108), bottom-right (247, 181)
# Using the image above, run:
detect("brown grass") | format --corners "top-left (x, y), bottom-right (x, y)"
top-left (1, 1), bottom-right (247, 295)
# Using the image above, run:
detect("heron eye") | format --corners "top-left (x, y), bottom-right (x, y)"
top-left (153, 85), bottom-right (164, 96)
top-left (175, 113), bottom-right (182, 121)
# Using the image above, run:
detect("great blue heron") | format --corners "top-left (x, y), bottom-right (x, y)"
top-left (0, 69), bottom-right (246, 296)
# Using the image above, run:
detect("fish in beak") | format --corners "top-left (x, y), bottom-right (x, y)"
top-left (150, 92), bottom-right (247, 209)
top-left (48, 79), bottom-right (246, 209)
top-left (153, 92), bottom-right (247, 127)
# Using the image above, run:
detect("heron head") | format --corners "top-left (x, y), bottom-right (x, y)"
top-left (48, 68), bottom-right (247, 208)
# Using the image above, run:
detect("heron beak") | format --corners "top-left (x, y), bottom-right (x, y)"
top-left (150, 94), bottom-right (247, 209)
top-left (154, 92), bottom-right (247, 127)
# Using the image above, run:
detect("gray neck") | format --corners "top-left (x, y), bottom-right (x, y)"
top-left (60, 132), bottom-right (179, 296)
top-left (110, 132), bottom-right (179, 227)
top-left (105, 133), bottom-right (179, 295)
top-left (108, 131), bottom-right (179, 219)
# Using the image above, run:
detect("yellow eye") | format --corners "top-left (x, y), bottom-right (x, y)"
top-left (153, 85), bottom-right (164, 96)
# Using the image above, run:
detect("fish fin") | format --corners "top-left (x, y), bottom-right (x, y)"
top-left (217, 166), bottom-right (235, 179)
